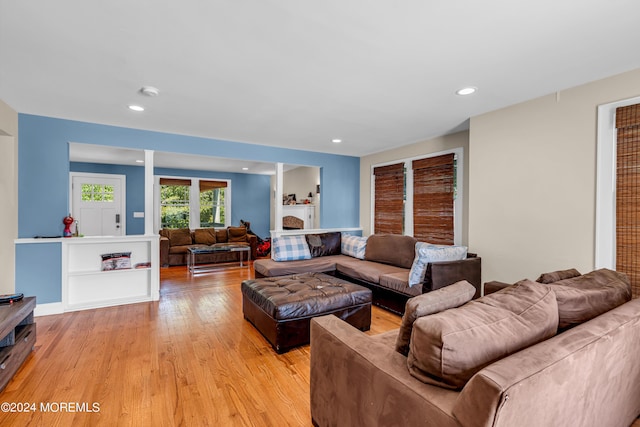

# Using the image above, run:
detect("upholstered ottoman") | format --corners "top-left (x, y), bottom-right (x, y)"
top-left (241, 272), bottom-right (372, 353)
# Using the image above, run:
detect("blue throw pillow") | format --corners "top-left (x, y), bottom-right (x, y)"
top-left (408, 242), bottom-right (468, 287)
top-left (272, 235), bottom-right (312, 261)
top-left (341, 234), bottom-right (367, 259)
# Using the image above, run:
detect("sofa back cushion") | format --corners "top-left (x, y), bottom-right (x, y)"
top-left (306, 232), bottom-right (341, 257)
top-left (395, 280), bottom-right (476, 356)
top-left (536, 268), bottom-right (581, 284)
top-left (167, 228), bottom-right (192, 246)
top-left (194, 228), bottom-right (216, 245)
top-left (548, 268), bottom-right (631, 329)
top-left (228, 226), bottom-right (247, 242)
top-left (365, 234), bottom-right (416, 269)
top-left (272, 235), bottom-right (312, 261)
top-left (407, 280), bottom-right (558, 389)
top-left (215, 229), bottom-right (228, 243)
top-left (341, 235), bottom-right (367, 260)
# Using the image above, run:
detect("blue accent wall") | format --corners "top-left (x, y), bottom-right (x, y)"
top-left (17, 114), bottom-right (360, 304)
top-left (15, 243), bottom-right (61, 304)
top-left (18, 114), bottom-right (359, 237)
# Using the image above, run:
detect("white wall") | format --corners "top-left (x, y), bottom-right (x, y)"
top-left (0, 99), bottom-right (18, 294)
top-left (359, 131), bottom-right (470, 240)
top-left (270, 166), bottom-right (320, 229)
top-left (469, 68), bottom-right (640, 284)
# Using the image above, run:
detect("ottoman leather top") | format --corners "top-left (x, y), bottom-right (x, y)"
top-left (241, 272), bottom-right (372, 320)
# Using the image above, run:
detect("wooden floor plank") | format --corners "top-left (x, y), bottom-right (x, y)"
top-left (0, 264), bottom-right (401, 426)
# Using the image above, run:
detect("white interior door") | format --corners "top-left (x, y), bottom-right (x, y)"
top-left (71, 173), bottom-right (125, 236)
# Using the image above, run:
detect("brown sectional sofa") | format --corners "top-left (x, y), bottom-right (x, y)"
top-left (253, 232), bottom-right (481, 314)
top-left (159, 226), bottom-right (257, 266)
top-left (310, 269), bottom-right (640, 427)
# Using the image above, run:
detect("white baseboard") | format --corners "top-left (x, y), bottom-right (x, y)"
top-left (34, 302), bottom-right (64, 317)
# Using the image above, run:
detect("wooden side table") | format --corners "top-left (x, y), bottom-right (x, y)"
top-left (0, 296), bottom-right (36, 391)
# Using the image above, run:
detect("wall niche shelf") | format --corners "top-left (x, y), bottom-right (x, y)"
top-left (62, 236), bottom-right (159, 312)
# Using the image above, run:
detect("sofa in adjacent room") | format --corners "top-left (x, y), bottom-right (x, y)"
top-left (310, 268), bottom-right (640, 427)
top-left (253, 232), bottom-right (481, 314)
top-left (159, 226), bottom-right (258, 266)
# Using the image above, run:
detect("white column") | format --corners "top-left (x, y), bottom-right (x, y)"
top-left (144, 150), bottom-right (154, 235)
top-left (275, 163), bottom-right (283, 231)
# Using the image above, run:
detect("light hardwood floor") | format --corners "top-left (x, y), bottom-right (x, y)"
top-left (0, 264), bottom-right (401, 426)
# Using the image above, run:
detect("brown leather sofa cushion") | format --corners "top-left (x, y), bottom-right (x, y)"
top-left (365, 234), bottom-right (417, 269)
top-left (216, 229), bottom-right (228, 243)
top-left (548, 268), bottom-right (631, 329)
top-left (395, 280), bottom-right (476, 356)
top-left (194, 228), bottom-right (216, 245)
top-left (407, 280), bottom-right (558, 389)
top-left (306, 232), bottom-right (341, 257)
top-left (536, 268), bottom-right (581, 284)
top-left (167, 228), bottom-right (192, 246)
top-left (228, 226), bottom-right (247, 242)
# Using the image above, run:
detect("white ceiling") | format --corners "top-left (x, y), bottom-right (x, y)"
top-left (2, 1), bottom-right (640, 158)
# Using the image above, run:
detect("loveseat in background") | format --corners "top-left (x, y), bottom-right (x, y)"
top-left (253, 232), bottom-right (481, 314)
top-left (159, 226), bottom-right (257, 266)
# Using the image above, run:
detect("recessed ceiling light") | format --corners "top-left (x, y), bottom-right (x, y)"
top-left (331, 139), bottom-right (342, 144)
top-left (128, 104), bottom-right (145, 112)
top-left (135, 160), bottom-right (144, 163)
top-left (242, 167), bottom-right (249, 171)
top-left (456, 87), bottom-right (477, 96)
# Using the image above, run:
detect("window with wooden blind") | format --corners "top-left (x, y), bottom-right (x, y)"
top-left (616, 103), bottom-right (640, 299)
top-left (159, 177), bottom-right (229, 229)
top-left (199, 180), bottom-right (227, 228)
top-left (413, 153), bottom-right (455, 244)
top-left (373, 163), bottom-right (404, 234)
top-left (160, 178), bottom-right (191, 229)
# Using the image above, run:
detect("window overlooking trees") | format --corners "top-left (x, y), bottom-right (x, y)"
top-left (199, 180), bottom-right (227, 228)
top-left (159, 177), bottom-right (228, 229)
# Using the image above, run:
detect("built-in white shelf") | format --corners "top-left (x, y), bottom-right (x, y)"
top-left (61, 235), bottom-right (159, 312)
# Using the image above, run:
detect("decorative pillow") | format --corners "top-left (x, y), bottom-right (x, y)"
top-left (365, 234), bottom-right (417, 269)
top-left (272, 235), bottom-right (312, 261)
top-left (168, 228), bottom-right (192, 247)
top-left (194, 228), bottom-right (216, 245)
top-left (306, 232), bottom-right (341, 257)
top-left (407, 280), bottom-right (558, 389)
top-left (408, 242), bottom-right (468, 287)
top-left (547, 268), bottom-right (631, 329)
top-left (228, 226), bottom-right (247, 242)
top-left (341, 234), bottom-right (368, 260)
top-left (536, 268), bottom-right (581, 284)
top-left (395, 280), bottom-right (476, 356)
top-left (215, 229), bottom-right (228, 243)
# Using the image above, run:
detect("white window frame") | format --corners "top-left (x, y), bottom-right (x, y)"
top-left (154, 175), bottom-right (231, 231)
top-left (595, 95), bottom-right (640, 269)
top-left (370, 147), bottom-right (463, 245)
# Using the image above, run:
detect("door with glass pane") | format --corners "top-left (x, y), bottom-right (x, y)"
top-left (71, 173), bottom-right (125, 236)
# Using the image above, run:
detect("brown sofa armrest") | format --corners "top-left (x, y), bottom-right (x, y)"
top-left (310, 315), bottom-right (459, 427)
top-left (483, 281), bottom-right (511, 295)
top-left (425, 256), bottom-right (482, 299)
top-left (247, 234), bottom-right (258, 260)
top-left (160, 236), bottom-right (170, 267)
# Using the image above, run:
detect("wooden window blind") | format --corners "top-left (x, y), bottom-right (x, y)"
top-left (373, 163), bottom-right (404, 234)
top-left (199, 180), bottom-right (227, 192)
top-left (159, 178), bottom-right (191, 186)
top-left (412, 153), bottom-right (455, 245)
top-left (616, 103), bottom-right (640, 299)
